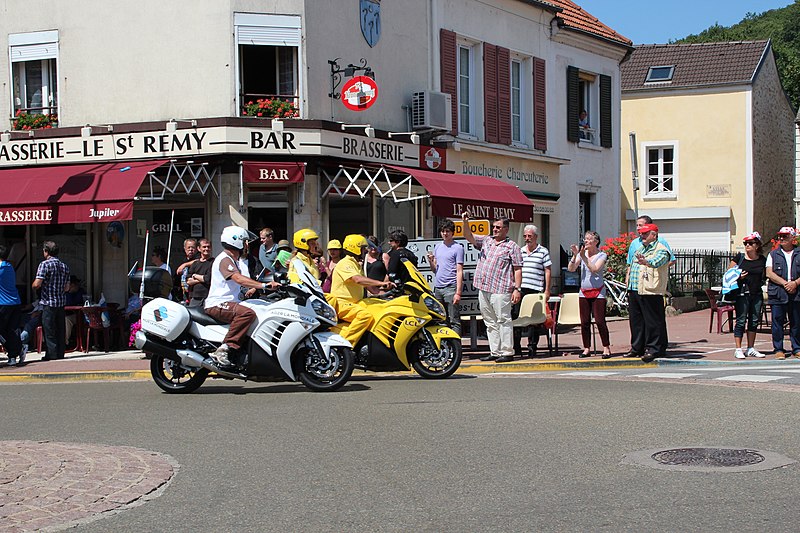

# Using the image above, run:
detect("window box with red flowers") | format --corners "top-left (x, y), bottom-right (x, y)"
top-left (242, 98), bottom-right (299, 119)
top-left (12, 111), bottom-right (58, 130)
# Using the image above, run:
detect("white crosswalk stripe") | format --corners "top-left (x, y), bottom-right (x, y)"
top-left (631, 373), bottom-right (703, 379)
top-left (557, 371), bottom-right (620, 377)
top-left (714, 375), bottom-right (790, 382)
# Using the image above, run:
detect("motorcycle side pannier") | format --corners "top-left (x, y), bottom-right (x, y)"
top-left (140, 299), bottom-right (191, 342)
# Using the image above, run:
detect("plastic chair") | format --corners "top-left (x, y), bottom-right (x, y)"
top-left (108, 308), bottom-right (128, 350)
top-left (554, 292), bottom-right (595, 354)
top-left (513, 293), bottom-right (553, 356)
top-left (82, 307), bottom-right (110, 353)
top-left (704, 289), bottom-right (734, 334)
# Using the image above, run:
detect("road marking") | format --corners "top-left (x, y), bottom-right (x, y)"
top-left (631, 373), bottom-right (703, 379)
top-left (715, 375), bottom-right (789, 382)
top-left (557, 371), bottom-right (620, 376)
top-left (479, 372), bottom-right (543, 378)
top-left (763, 368), bottom-right (800, 373)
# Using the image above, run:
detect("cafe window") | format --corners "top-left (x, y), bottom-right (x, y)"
top-left (235, 13), bottom-right (302, 116)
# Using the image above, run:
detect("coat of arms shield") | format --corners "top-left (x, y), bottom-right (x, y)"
top-left (360, 0), bottom-right (381, 48)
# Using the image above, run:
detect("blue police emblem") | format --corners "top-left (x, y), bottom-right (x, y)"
top-left (360, 0), bottom-right (381, 48)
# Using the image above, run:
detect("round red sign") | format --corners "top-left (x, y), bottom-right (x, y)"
top-left (341, 76), bottom-right (379, 111)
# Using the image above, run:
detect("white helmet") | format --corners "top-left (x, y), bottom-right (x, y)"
top-left (221, 226), bottom-right (253, 250)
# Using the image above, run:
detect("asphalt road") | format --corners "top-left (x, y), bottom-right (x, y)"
top-left (2, 375), bottom-right (800, 532)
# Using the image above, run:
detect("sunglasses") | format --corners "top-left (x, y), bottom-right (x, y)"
top-left (492, 225), bottom-right (505, 230)
top-left (744, 241), bottom-right (757, 246)
top-left (778, 234), bottom-right (793, 239)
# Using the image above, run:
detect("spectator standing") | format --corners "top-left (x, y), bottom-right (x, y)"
top-left (64, 275), bottom-right (89, 345)
top-left (730, 232), bottom-right (767, 359)
top-left (186, 238), bottom-right (213, 307)
top-left (427, 220), bottom-right (464, 335)
top-left (258, 228), bottom-right (278, 281)
top-left (578, 110), bottom-right (590, 140)
top-left (175, 238), bottom-right (198, 301)
top-left (514, 224), bottom-right (551, 358)
top-left (462, 213), bottom-right (522, 363)
top-left (386, 230), bottom-right (418, 285)
top-left (151, 247), bottom-right (171, 273)
top-left (32, 241), bottom-right (70, 360)
top-left (766, 226), bottom-right (800, 359)
top-left (365, 236), bottom-right (388, 295)
top-left (0, 244), bottom-right (25, 366)
top-left (568, 231), bottom-right (612, 358)
top-left (321, 239), bottom-right (342, 293)
top-left (626, 224), bottom-right (670, 362)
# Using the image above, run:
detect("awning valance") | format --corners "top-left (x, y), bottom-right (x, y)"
top-left (0, 160), bottom-right (167, 225)
top-left (387, 165), bottom-right (533, 222)
top-left (242, 161), bottom-right (305, 184)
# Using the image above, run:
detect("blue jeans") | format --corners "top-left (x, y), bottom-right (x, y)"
top-left (770, 300), bottom-right (800, 354)
top-left (734, 293), bottom-right (762, 338)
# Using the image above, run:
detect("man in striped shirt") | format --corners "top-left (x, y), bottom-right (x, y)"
top-left (463, 213), bottom-right (522, 363)
top-left (515, 225), bottom-right (551, 357)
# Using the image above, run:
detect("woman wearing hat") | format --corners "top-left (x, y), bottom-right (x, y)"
top-left (729, 232), bottom-right (767, 359)
top-left (766, 226), bottom-right (800, 359)
top-left (321, 240), bottom-right (343, 293)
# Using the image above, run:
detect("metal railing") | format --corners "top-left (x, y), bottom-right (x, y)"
top-left (669, 249), bottom-right (735, 297)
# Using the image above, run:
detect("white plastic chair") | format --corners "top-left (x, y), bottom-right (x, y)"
top-left (555, 292), bottom-right (596, 354)
top-left (513, 293), bottom-right (553, 356)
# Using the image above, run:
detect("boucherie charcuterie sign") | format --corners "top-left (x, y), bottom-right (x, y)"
top-left (0, 126), bottom-right (439, 169)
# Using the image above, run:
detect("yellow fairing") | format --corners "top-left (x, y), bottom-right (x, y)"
top-left (424, 324), bottom-right (460, 349)
top-left (358, 296), bottom-right (430, 368)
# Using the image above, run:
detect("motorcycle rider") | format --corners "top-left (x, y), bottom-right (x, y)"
top-left (205, 226), bottom-right (279, 366)
top-left (288, 228), bottom-right (322, 283)
top-left (329, 234), bottom-right (395, 346)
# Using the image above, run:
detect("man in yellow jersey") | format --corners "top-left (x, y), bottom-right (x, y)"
top-left (329, 234), bottom-right (394, 346)
top-left (288, 228), bottom-right (321, 283)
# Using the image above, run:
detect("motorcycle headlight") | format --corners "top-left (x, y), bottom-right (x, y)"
top-left (311, 298), bottom-right (337, 323)
top-left (423, 295), bottom-right (446, 317)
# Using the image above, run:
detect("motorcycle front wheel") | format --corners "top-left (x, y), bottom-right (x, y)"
top-left (150, 354), bottom-right (209, 394)
top-left (296, 345), bottom-right (354, 392)
top-left (411, 337), bottom-right (462, 379)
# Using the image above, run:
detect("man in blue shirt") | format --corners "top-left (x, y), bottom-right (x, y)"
top-left (0, 244), bottom-right (26, 366)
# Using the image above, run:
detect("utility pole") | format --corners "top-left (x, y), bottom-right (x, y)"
top-left (629, 132), bottom-right (639, 221)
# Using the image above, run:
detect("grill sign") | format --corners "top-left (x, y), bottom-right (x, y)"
top-left (341, 76), bottom-right (378, 111)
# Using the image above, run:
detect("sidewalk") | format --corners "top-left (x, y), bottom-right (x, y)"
top-left (0, 309), bottom-right (794, 382)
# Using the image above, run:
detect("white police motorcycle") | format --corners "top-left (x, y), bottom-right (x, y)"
top-left (133, 259), bottom-right (353, 393)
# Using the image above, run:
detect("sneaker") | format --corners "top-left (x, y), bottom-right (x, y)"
top-left (746, 347), bottom-right (765, 358)
top-left (17, 345), bottom-right (27, 365)
top-left (775, 351), bottom-right (787, 360)
top-left (6, 357), bottom-right (16, 366)
top-left (734, 348), bottom-right (745, 359)
top-left (210, 343), bottom-right (231, 366)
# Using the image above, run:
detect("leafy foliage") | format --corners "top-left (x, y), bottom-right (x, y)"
top-left (674, 1), bottom-right (800, 109)
top-left (13, 111), bottom-right (57, 130)
top-left (242, 98), bottom-right (299, 119)
top-left (600, 232), bottom-right (637, 284)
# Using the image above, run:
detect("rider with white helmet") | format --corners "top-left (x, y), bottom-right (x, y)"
top-left (204, 226), bottom-right (279, 366)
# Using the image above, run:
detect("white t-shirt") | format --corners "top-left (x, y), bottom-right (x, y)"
top-left (765, 248), bottom-right (795, 269)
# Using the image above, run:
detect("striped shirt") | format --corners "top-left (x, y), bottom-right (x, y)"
top-left (521, 244), bottom-right (551, 291)
top-left (35, 257), bottom-right (70, 307)
top-left (473, 236), bottom-right (522, 294)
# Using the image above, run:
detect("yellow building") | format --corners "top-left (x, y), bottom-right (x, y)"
top-left (620, 40), bottom-right (794, 253)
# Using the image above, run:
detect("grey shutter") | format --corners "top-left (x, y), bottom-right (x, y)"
top-left (599, 74), bottom-right (612, 148)
top-left (566, 66), bottom-right (579, 143)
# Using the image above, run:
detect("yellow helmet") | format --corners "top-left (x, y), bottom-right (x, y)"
top-left (293, 228), bottom-right (319, 251)
top-left (343, 234), bottom-right (368, 255)
top-left (327, 239), bottom-right (342, 250)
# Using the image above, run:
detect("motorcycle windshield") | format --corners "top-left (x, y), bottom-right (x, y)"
top-left (402, 259), bottom-right (432, 294)
top-left (290, 258), bottom-right (324, 297)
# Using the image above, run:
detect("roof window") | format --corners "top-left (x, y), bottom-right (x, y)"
top-left (645, 65), bottom-right (674, 83)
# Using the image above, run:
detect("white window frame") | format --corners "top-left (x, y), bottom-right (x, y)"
top-left (234, 13), bottom-right (303, 117)
top-left (578, 71), bottom-right (598, 145)
top-left (642, 141), bottom-right (679, 199)
top-left (510, 56), bottom-right (527, 147)
top-left (8, 30), bottom-right (59, 119)
top-left (457, 40), bottom-right (477, 138)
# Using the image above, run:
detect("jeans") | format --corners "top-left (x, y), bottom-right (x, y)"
top-left (0, 304), bottom-right (23, 357)
top-left (42, 305), bottom-right (66, 359)
top-left (734, 293), bottom-right (762, 338)
top-left (770, 300), bottom-right (800, 354)
top-left (433, 284), bottom-right (461, 335)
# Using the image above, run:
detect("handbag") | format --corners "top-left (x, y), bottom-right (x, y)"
top-left (581, 287), bottom-right (602, 299)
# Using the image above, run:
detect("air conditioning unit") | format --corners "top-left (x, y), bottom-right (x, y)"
top-left (412, 91), bottom-right (452, 132)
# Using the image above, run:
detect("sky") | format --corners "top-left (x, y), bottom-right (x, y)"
top-left (576, 0), bottom-right (795, 45)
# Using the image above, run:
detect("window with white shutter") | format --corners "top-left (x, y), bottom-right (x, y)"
top-left (9, 31), bottom-right (59, 118)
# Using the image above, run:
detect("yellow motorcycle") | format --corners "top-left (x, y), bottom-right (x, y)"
top-left (350, 259), bottom-right (462, 378)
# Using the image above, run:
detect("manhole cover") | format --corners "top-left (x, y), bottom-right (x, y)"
top-left (623, 446), bottom-right (795, 472)
top-left (651, 447), bottom-right (765, 467)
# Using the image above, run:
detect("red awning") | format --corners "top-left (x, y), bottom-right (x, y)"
top-left (242, 161), bottom-right (305, 184)
top-left (386, 165), bottom-right (533, 223)
top-left (0, 160), bottom-right (167, 225)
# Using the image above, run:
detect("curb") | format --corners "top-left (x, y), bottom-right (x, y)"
top-left (456, 358), bottom-right (654, 374)
top-left (0, 370), bottom-right (152, 383)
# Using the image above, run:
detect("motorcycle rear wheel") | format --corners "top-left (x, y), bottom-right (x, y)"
top-left (150, 354), bottom-right (209, 394)
top-left (411, 337), bottom-right (462, 379)
top-left (296, 346), bottom-right (354, 392)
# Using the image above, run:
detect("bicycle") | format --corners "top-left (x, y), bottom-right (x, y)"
top-left (603, 275), bottom-right (629, 314)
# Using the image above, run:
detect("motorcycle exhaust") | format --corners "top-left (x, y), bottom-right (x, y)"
top-left (135, 330), bottom-right (180, 360)
top-left (173, 349), bottom-right (246, 379)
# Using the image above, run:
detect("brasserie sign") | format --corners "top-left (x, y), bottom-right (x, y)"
top-left (0, 126), bottom-right (430, 168)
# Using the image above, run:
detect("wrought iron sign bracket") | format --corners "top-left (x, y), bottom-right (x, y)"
top-left (328, 58), bottom-right (375, 100)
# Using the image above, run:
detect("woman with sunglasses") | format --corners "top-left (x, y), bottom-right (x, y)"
top-left (730, 232), bottom-right (767, 359)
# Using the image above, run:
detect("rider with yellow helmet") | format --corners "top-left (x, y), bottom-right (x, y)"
top-left (288, 228), bottom-right (322, 283)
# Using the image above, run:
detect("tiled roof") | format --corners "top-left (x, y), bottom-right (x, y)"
top-left (621, 41), bottom-right (769, 91)
top-left (543, 0), bottom-right (632, 46)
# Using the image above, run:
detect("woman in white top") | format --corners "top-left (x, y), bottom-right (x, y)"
top-left (568, 231), bottom-right (612, 358)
